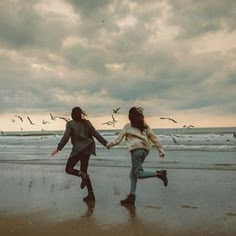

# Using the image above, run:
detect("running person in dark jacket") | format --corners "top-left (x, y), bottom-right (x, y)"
top-left (51, 107), bottom-right (108, 202)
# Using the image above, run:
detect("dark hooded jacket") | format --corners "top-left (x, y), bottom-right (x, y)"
top-left (57, 119), bottom-right (107, 157)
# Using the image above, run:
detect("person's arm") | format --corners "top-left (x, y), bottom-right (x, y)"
top-left (87, 121), bottom-right (108, 147)
top-left (51, 122), bottom-right (71, 157)
top-left (106, 125), bottom-right (127, 148)
top-left (147, 127), bottom-right (165, 158)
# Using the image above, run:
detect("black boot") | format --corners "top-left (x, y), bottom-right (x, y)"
top-left (83, 175), bottom-right (95, 202)
top-left (120, 194), bottom-right (135, 206)
top-left (156, 170), bottom-right (168, 187)
top-left (83, 192), bottom-right (95, 202)
top-left (80, 180), bottom-right (86, 189)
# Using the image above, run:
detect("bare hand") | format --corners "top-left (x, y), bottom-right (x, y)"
top-left (51, 148), bottom-right (58, 157)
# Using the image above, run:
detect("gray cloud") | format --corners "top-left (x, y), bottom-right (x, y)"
top-left (0, 0), bottom-right (235, 123)
top-left (68, 0), bottom-right (111, 16)
top-left (167, 0), bottom-right (236, 38)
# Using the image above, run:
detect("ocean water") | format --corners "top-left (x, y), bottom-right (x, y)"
top-left (0, 127), bottom-right (236, 170)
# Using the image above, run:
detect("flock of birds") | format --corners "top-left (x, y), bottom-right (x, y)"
top-left (11, 110), bottom-right (121, 128)
top-left (2, 108), bottom-right (195, 135)
top-left (101, 108), bottom-right (195, 129)
top-left (160, 117), bottom-right (195, 128)
top-left (2, 110), bottom-right (235, 146)
top-left (101, 108), bottom-right (120, 127)
top-left (11, 113), bottom-right (70, 127)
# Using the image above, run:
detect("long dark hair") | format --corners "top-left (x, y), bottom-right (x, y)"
top-left (129, 107), bottom-right (147, 132)
top-left (71, 107), bottom-right (87, 122)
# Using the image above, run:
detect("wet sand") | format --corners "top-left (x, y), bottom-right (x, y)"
top-left (0, 163), bottom-right (235, 235)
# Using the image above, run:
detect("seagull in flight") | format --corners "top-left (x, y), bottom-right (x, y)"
top-left (50, 113), bottom-right (56, 121)
top-left (112, 114), bottom-right (118, 123)
top-left (171, 135), bottom-right (178, 144)
top-left (101, 121), bottom-right (115, 127)
top-left (113, 108), bottom-right (120, 114)
top-left (15, 115), bottom-right (23, 122)
top-left (27, 116), bottom-right (36, 125)
top-left (56, 116), bottom-right (71, 122)
top-left (160, 117), bottom-right (177, 123)
top-left (183, 125), bottom-right (194, 128)
top-left (42, 120), bottom-right (50, 125)
top-left (102, 114), bottom-right (118, 127)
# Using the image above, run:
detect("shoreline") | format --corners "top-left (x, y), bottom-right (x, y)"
top-left (0, 161), bottom-right (236, 171)
top-left (1, 126), bottom-right (236, 136)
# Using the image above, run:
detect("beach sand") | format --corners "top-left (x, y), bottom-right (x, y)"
top-left (0, 162), bottom-right (235, 236)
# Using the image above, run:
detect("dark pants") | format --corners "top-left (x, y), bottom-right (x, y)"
top-left (65, 151), bottom-right (93, 193)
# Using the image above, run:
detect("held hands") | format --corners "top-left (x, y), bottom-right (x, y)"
top-left (106, 144), bottom-right (110, 149)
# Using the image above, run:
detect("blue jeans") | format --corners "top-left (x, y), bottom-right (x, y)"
top-left (129, 148), bottom-right (157, 194)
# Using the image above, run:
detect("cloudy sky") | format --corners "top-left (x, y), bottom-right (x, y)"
top-left (0, 0), bottom-right (235, 131)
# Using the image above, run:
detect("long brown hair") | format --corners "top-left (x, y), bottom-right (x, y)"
top-left (71, 107), bottom-right (87, 122)
top-left (129, 107), bottom-right (147, 132)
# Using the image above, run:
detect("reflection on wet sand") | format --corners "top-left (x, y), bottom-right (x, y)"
top-left (81, 201), bottom-right (95, 218)
top-left (122, 205), bottom-right (136, 220)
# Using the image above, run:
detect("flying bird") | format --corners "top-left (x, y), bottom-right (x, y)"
top-left (171, 135), bottom-right (178, 144)
top-left (101, 121), bottom-right (115, 127)
top-left (50, 113), bottom-right (56, 121)
top-left (56, 116), bottom-right (71, 122)
top-left (183, 125), bottom-right (194, 128)
top-left (42, 120), bottom-right (50, 125)
top-left (160, 117), bottom-right (177, 123)
top-left (113, 108), bottom-right (120, 114)
top-left (102, 114), bottom-right (118, 127)
top-left (15, 115), bottom-right (23, 122)
top-left (112, 114), bottom-right (118, 123)
top-left (27, 116), bottom-right (36, 125)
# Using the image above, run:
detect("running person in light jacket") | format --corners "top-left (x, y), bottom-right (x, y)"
top-left (106, 107), bottom-right (168, 206)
